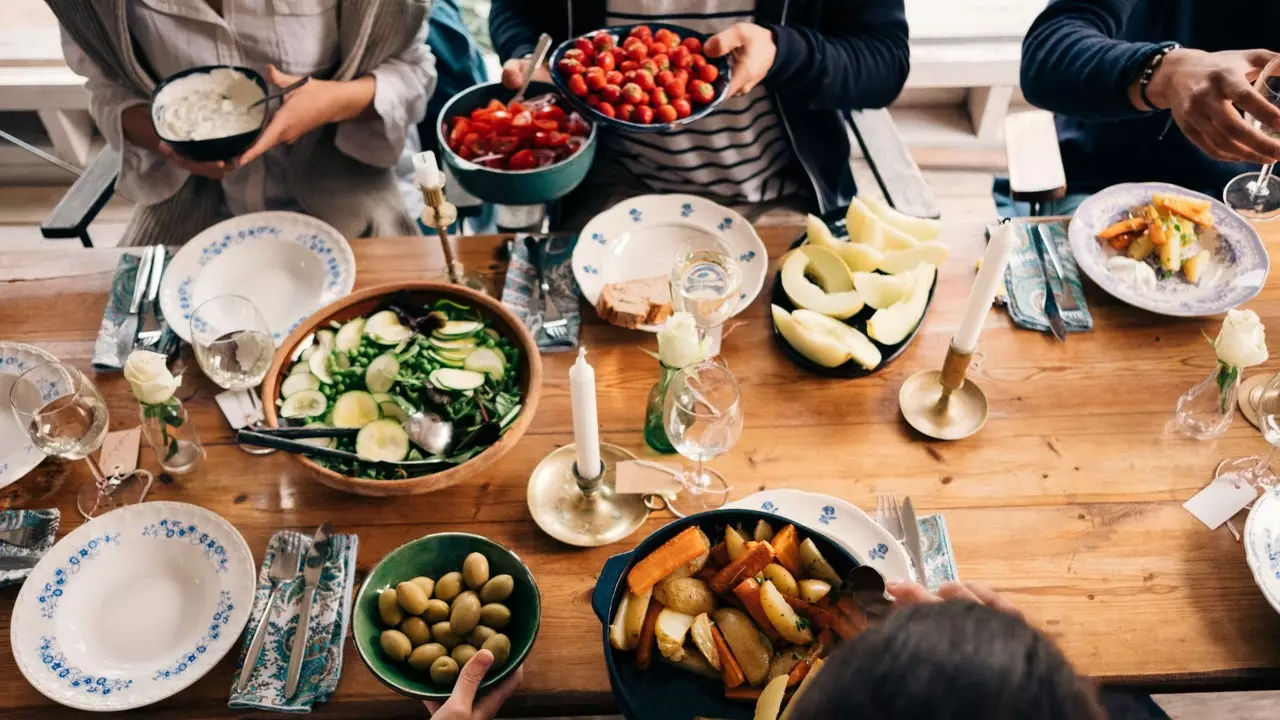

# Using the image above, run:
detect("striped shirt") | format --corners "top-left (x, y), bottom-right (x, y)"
top-left (603, 0), bottom-right (802, 203)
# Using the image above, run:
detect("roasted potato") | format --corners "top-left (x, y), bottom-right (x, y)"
top-left (766, 645), bottom-right (807, 681)
top-left (754, 675), bottom-right (789, 720)
top-left (654, 576), bottom-right (718, 616)
top-left (797, 579), bottom-right (832, 603)
top-left (759, 580), bottom-right (814, 645)
top-left (622, 588), bottom-right (653, 650)
top-left (713, 608), bottom-right (773, 687)
top-left (655, 609), bottom-right (696, 661)
top-left (798, 538), bottom-right (842, 585)
top-left (761, 564), bottom-right (798, 597)
top-left (1127, 232), bottom-right (1155, 261)
top-left (725, 525), bottom-right (748, 562)
top-left (753, 519), bottom-right (775, 542)
top-left (779, 658), bottom-right (825, 720)
top-left (609, 593), bottom-right (635, 651)
top-left (668, 529), bottom-right (713, 579)
top-left (662, 651), bottom-right (722, 680)
top-left (690, 613), bottom-right (722, 671)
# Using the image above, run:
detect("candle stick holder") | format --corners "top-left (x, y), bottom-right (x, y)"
top-left (898, 343), bottom-right (989, 440)
top-left (527, 442), bottom-right (650, 547)
top-left (419, 178), bottom-right (489, 294)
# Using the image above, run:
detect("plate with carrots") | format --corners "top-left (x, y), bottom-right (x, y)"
top-left (590, 509), bottom-right (864, 720)
top-left (1068, 182), bottom-right (1268, 317)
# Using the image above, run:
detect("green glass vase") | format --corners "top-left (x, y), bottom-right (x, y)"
top-left (643, 364), bottom-right (678, 454)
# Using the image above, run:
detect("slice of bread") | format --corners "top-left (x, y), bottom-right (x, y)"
top-left (596, 275), bottom-right (674, 328)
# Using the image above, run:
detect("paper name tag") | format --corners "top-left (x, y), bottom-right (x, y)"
top-left (1184, 474), bottom-right (1258, 530)
top-left (615, 460), bottom-right (684, 496)
top-left (98, 428), bottom-right (140, 476)
top-left (216, 389), bottom-right (255, 429)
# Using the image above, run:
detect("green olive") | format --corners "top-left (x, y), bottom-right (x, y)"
top-left (400, 616), bottom-right (431, 646)
top-left (380, 629), bottom-right (412, 661)
top-left (480, 574), bottom-right (514, 604)
top-left (396, 581), bottom-right (429, 615)
top-left (482, 633), bottom-right (511, 668)
top-left (435, 572), bottom-right (464, 603)
top-left (429, 656), bottom-right (460, 686)
top-left (377, 588), bottom-right (405, 627)
top-left (431, 621), bottom-right (463, 649)
top-left (468, 625), bottom-right (497, 646)
top-left (450, 591), bottom-right (482, 635)
top-left (410, 576), bottom-right (436, 599)
top-left (407, 642), bottom-right (447, 671)
top-left (451, 643), bottom-right (478, 667)
top-left (424, 598), bottom-right (451, 623)
top-left (479, 603), bottom-right (511, 630)
top-left (462, 552), bottom-right (490, 590)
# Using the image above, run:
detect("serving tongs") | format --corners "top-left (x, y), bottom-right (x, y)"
top-left (236, 427), bottom-right (452, 473)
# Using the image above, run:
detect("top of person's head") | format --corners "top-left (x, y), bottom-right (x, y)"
top-left (785, 601), bottom-right (1105, 720)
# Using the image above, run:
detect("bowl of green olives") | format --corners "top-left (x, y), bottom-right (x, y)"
top-left (352, 532), bottom-right (541, 701)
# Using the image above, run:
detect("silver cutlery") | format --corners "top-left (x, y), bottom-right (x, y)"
top-left (1037, 225), bottom-right (1080, 312)
top-left (900, 497), bottom-right (928, 586)
top-left (236, 539), bottom-right (303, 692)
top-left (116, 247), bottom-right (153, 360)
top-left (248, 76), bottom-right (310, 110)
top-left (236, 429), bottom-right (453, 472)
top-left (0, 526), bottom-right (34, 546)
top-left (842, 565), bottom-right (893, 618)
top-left (526, 236), bottom-right (568, 340)
top-left (875, 492), bottom-right (904, 540)
top-left (1031, 225), bottom-right (1067, 342)
top-left (512, 33), bottom-right (554, 105)
top-left (285, 522), bottom-right (332, 699)
top-left (137, 245), bottom-right (168, 351)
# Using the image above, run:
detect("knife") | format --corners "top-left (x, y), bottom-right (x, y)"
top-left (143, 244), bottom-right (165, 333)
top-left (115, 247), bottom-right (153, 360)
top-left (1030, 226), bottom-right (1067, 342)
top-left (285, 522), bottom-right (332, 699)
top-left (899, 497), bottom-right (927, 586)
top-left (1036, 225), bottom-right (1080, 312)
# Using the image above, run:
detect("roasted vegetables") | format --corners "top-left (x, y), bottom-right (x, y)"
top-left (713, 607), bottom-right (773, 687)
top-left (655, 608), bottom-right (696, 661)
top-left (710, 541), bottom-right (777, 593)
top-left (1099, 194), bottom-right (1214, 285)
top-left (654, 576), bottom-right (718, 616)
top-left (627, 526), bottom-right (712, 595)
top-left (690, 613), bottom-right (722, 671)
top-left (759, 580), bottom-right (814, 645)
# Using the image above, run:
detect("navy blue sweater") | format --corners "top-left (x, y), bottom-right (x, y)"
top-left (488, 0), bottom-right (909, 212)
top-left (1022, 0), bottom-right (1280, 196)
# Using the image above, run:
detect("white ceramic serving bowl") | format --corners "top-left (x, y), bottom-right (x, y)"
top-left (0, 342), bottom-right (59, 490)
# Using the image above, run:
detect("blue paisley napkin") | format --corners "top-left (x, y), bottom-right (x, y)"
top-left (229, 530), bottom-right (358, 713)
top-left (92, 250), bottom-right (180, 371)
top-left (0, 509), bottom-right (59, 587)
top-left (500, 235), bottom-right (582, 352)
top-left (990, 221), bottom-right (1093, 335)
top-left (916, 514), bottom-right (959, 591)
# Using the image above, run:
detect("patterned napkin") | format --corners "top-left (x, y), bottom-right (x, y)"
top-left (500, 235), bottom-right (582, 352)
top-left (92, 250), bottom-right (180, 371)
top-left (989, 221), bottom-right (1093, 335)
top-left (916, 514), bottom-right (959, 591)
top-left (228, 530), bottom-right (359, 713)
top-left (0, 509), bottom-right (59, 588)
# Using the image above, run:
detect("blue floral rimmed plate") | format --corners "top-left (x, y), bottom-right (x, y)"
top-left (1244, 485), bottom-right (1280, 616)
top-left (1068, 182), bottom-right (1268, 317)
top-left (159, 211), bottom-right (356, 346)
top-left (0, 342), bottom-right (59, 490)
top-left (11, 501), bottom-right (256, 712)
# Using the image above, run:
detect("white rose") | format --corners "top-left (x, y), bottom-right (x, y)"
top-left (1215, 309), bottom-right (1269, 369)
top-left (656, 312), bottom-right (708, 369)
top-left (123, 350), bottom-right (182, 404)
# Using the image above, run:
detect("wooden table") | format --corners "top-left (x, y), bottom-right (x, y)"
top-left (4, 220), bottom-right (1280, 718)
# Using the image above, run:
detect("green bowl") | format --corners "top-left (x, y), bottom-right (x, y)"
top-left (352, 533), bottom-right (541, 701)
top-left (436, 80), bottom-right (598, 205)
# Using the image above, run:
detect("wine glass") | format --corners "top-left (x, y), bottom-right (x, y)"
top-left (663, 360), bottom-right (744, 516)
top-left (1215, 370), bottom-right (1280, 485)
top-left (190, 295), bottom-right (276, 455)
top-left (9, 362), bottom-right (152, 519)
top-left (1223, 67), bottom-right (1280, 220)
top-left (669, 238), bottom-right (741, 356)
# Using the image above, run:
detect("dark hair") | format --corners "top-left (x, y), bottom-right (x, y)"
top-left (787, 602), bottom-right (1105, 720)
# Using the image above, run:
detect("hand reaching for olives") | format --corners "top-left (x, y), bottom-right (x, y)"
top-left (423, 649), bottom-right (524, 720)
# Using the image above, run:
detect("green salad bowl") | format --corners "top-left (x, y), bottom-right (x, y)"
top-left (352, 533), bottom-right (541, 701)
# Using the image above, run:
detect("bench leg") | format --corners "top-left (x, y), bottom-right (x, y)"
top-left (37, 109), bottom-right (94, 167)
top-left (966, 87), bottom-right (1014, 142)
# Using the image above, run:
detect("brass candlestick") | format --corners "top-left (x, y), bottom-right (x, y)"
top-left (898, 344), bottom-right (989, 440)
top-left (420, 183), bottom-right (488, 294)
top-left (526, 442), bottom-right (650, 547)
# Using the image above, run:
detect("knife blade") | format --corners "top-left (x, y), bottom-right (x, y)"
top-left (284, 522), bottom-right (332, 699)
top-left (1037, 225), bottom-right (1080, 312)
top-left (899, 498), bottom-right (927, 586)
top-left (1030, 226), bottom-right (1067, 341)
top-left (115, 247), bottom-right (153, 360)
top-left (142, 244), bottom-right (165, 333)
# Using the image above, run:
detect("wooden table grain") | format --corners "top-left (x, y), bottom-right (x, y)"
top-left (3, 219), bottom-right (1280, 718)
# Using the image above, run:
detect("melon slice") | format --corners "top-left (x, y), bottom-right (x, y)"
top-left (878, 242), bottom-right (950, 275)
top-left (853, 272), bottom-right (913, 310)
top-left (867, 264), bottom-right (936, 345)
top-left (863, 195), bottom-right (943, 241)
top-left (772, 305), bottom-right (882, 370)
top-left (847, 197), bottom-right (916, 250)
top-left (780, 248), bottom-right (864, 319)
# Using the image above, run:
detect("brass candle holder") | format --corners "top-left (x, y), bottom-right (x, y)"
top-left (420, 183), bottom-right (489, 294)
top-left (898, 343), bottom-right (989, 441)
top-left (526, 442), bottom-right (650, 547)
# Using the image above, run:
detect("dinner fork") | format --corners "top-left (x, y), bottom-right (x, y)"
top-left (236, 539), bottom-right (303, 692)
top-left (526, 236), bottom-right (568, 340)
top-left (875, 492), bottom-right (905, 543)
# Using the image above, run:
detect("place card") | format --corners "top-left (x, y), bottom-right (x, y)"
top-left (216, 389), bottom-right (254, 429)
top-left (98, 428), bottom-right (140, 476)
top-left (615, 460), bottom-right (684, 496)
top-left (1183, 474), bottom-right (1258, 530)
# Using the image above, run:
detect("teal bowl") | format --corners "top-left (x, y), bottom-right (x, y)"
top-left (352, 533), bottom-right (541, 701)
top-left (436, 81), bottom-right (597, 205)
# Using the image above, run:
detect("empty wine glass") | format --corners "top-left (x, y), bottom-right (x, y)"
top-left (9, 362), bottom-right (152, 518)
top-left (1224, 65), bottom-right (1280, 220)
top-left (669, 238), bottom-right (741, 356)
top-left (191, 295), bottom-right (275, 455)
top-left (1215, 370), bottom-right (1280, 485)
top-left (663, 360), bottom-right (744, 516)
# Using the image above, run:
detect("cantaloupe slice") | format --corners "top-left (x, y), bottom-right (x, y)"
top-left (863, 195), bottom-right (942, 241)
top-left (793, 310), bottom-right (882, 370)
top-left (878, 242), bottom-right (950, 275)
top-left (853, 271), bottom-right (913, 309)
top-left (772, 305), bottom-right (882, 370)
top-left (847, 197), bottom-right (916, 250)
top-left (867, 265), bottom-right (936, 344)
top-left (780, 249), bottom-right (864, 319)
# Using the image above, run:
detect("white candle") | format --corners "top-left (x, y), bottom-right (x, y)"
top-left (953, 222), bottom-right (1016, 354)
top-left (569, 347), bottom-right (602, 479)
top-left (412, 151), bottom-right (444, 189)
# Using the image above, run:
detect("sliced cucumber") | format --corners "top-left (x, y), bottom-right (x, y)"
top-left (483, 328), bottom-right (501, 343)
top-left (379, 400), bottom-right (409, 422)
top-left (289, 361), bottom-right (313, 376)
top-left (281, 389), bottom-right (328, 419)
top-left (430, 336), bottom-right (477, 351)
top-left (281, 373), bottom-right (321, 398)
top-left (426, 350), bottom-right (464, 368)
top-left (371, 393), bottom-right (393, 404)
top-left (331, 390), bottom-right (381, 428)
top-left (365, 310), bottom-right (414, 344)
top-left (435, 347), bottom-right (473, 363)
top-left (335, 318), bottom-right (366, 351)
top-left (499, 403), bottom-right (522, 430)
top-left (298, 422), bottom-right (336, 449)
top-left (316, 329), bottom-right (336, 352)
top-left (366, 354), bottom-right (400, 394)
top-left (355, 419), bottom-right (410, 462)
top-left (429, 368), bottom-right (486, 391)
top-left (397, 345), bottom-right (421, 363)
top-left (434, 320), bottom-right (484, 338)
top-left (309, 350), bottom-right (333, 384)
top-left (300, 344), bottom-right (317, 361)
top-left (328, 352), bottom-right (351, 374)
top-left (464, 347), bottom-right (505, 380)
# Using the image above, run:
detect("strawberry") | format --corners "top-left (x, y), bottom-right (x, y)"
top-left (654, 28), bottom-right (679, 50)
top-left (651, 53), bottom-right (670, 71)
top-left (656, 104), bottom-right (678, 124)
top-left (606, 70), bottom-right (625, 86)
top-left (674, 69), bottom-right (690, 87)
top-left (635, 69), bottom-right (656, 91)
top-left (557, 58), bottom-right (585, 76)
top-left (621, 82), bottom-right (644, 106)
top-left (596, 50), bottom-right (616, 73)
top-left (566, 73), bottom-right (589, 97)
top-left (596, 102), bottom-right (617, 119)
top-left (664, 80), bottom-right (686, 99)
top-left (601, 83), bottom-right (623, 103)
top-left (689, 79), bottom-right (715, 105)
top-left (639, 91), bottom-right (652, 107)
top-left (620, 60), bottom-right (639, 74)
top-left (634, 105), bottom-right (655, 124)
top-left (574, 37), bottom-right (595, 57)
top-left (651, 88), bottom-right (669, 107)
top-left (592, 33), bottom-right (615, 52)
top-left (656, 70), bottom-right (675, 88)
top-left (681, 37), bottom-right (703, 55)
top-left (672, 47), bottom-right (695, 70)
top-left (617, 103), bottom-right (636, 122)
top-left (563, 48), bottom-right (588, 65)
top-left (672, 98), bottom-right (693, 119)
top-left (640, 59), bottom-right (659, 76)
top-left (585, 67), bottom-right (608, 91)
top-left (629, 25), bottom-right (653, 41)
top-left (691, 54), bottom-right (708, 70)
top-left (698, 64), bottom-right (720, 83)
top-left (627, 44), bottom-right (648, 63)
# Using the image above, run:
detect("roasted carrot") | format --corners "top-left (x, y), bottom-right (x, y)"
top-left (1145, 206), bottom-right (1168, 245)
top-left (829, 597), bottom-right (867, 641)
top-left (1154, 193), bottom-right (1214, 226)
top-left (627, 526), bottom-right (712, 595)
top-left (1097, 216), bottom-right (1146, 240)
top-left (635, 599), bottom-right (665, 670)
top-left (786, 644), bottom-right (823, 688)
top-left (816, 627), bottom-right (834, 650)
top-left (710, 625), bottom-right (745, 689)
top-left (695, 566), bottom-right (719, 583)
top-left (733, 579), bottom-right (783, 643)
top-left (709, 541), bottom-right (776, 593)
top-left (782, 594), bottom-right (837, 631)
top-left (1108, 232), bottom-right (1135, 250)
top-left (771, 525), bottom-right (802, 577)
top-left (724, 686), bottom-right (763, 701)
top-left (707, 541), bottom-right (729, 569)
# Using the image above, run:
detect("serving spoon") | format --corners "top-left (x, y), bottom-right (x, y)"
top-left (512, 33), bottom-right (554, 105)
top-left (236, 428), bottom-right (453, 473)
top-left (248, 76), bottom-right (310, 110)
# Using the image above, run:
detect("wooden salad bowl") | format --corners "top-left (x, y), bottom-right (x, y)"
top-left (261, 282), bottom-right (543, 497)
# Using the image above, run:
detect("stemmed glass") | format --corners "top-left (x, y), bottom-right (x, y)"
top-left (1224, 64), bottom-right (1280, 220)
top-left (190, 295), bottom-right (276, 455)
top-left (663, 360), bottom-right (744, 516)
top-left (669, 238), bottom-right (741, 356)
top-left (1215, 370), bottom-right (1280, 485)
top-left (9, 362), bottom-right (152, 518)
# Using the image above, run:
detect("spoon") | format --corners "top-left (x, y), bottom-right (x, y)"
top-left (249, 76), bottom-right (310, 110)
top-left (402, 410), bottom-right (454, 456)
top-left (842, 565), bottom-right (893, 619)
top-left (512, 33), bottom-right (554, 105)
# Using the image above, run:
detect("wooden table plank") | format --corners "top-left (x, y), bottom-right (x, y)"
top-left (3, 221), bottom-right (1280, 718)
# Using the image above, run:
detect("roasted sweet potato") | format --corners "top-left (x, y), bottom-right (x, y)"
top-left (786, 644), bottom-right (822, 688)
top-left (1097, 216), bottom-right (1146, 240)
top-left (771, 525), bottom-right (802, 577)
top-left (627, 526), bottom-right (712, 595)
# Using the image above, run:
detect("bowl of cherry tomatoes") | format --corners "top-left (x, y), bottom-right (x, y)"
top-left (550, 23), bottom-right (732, 132)
top-left (437, 80), bottom-right (597, 205)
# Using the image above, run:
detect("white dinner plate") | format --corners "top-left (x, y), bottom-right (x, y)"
top-left (728, 489), bottom-right (914, 583)
top-left (12, 502), bottom-right (256, 712)
top-left (1244, 486), bottom-right (1280, 616)
top-left (159, 211), bottom-right (356, 346)
top-left (0, 342), bottom-right (59, 490)
top-left (572, 194), bottom-right (768, 332)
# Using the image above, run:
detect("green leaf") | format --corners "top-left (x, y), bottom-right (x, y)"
top-left (165, 438), bottom-right (179, 461)
top-left (794, 615), bottom-right (812, 631)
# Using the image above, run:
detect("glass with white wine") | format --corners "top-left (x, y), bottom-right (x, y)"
top-left (190, 295), bottom-right (275, 454)
top-left (9, 362), bottom-right (152, 518)
top-left (669, 238), bottom-right (741, 356)
top-left (1224, 68), bottom-right (1280, 220)
top-left (663, 360), bottom-right (744, 516)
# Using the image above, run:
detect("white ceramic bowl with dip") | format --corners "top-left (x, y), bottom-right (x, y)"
top-left (150, 65), bottom-right (267, 163)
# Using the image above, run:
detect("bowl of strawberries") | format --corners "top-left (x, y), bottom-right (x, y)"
top-left (550, 23), bottom-right (732, 132)
top-left (437, 80), bottom-right (598, 205)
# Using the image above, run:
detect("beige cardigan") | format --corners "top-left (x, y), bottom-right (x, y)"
top-left (45, 0), bottom-right (430, 244)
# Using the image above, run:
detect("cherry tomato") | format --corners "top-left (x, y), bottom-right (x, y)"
top-left (596, 50), bottom-right (616, 73)
top-left (689, 79), bottom-right (715, 105)
top-left (621, 82), bottom-right (644, 106)
top-left (601, 83), bottom-right (623, 103)
top-left (463, 132), bottom-right (489, 156)
top-left (536, 130), bottom-right (570, 148)
top-left (635, 69), bottom-right (656, 91)
top-left (534, 104), bottom-right (566, 123)
top-left (508, 101), bottom-right (527, 115)
top-left (606, 70), bottom-right (625, 86)
top-left (664, 80), bottom-right (686, 100)
top-left (510, 111), bottom-right (535, 138)
top-left (672, 98), bottom-right (693, 119)
top-left (656, 104), bottom-right (678, 124)
top-left (634, 105), bottom-right (655, 124)
top-left (593, 33), bottom-right (615, 52)
top-left (681, 37), bottom-right (703, 55)
top-left (698, 64), bottom-right (720, 83)
top-left (557, 57), bottom-right (585, 76)
top-left (563, 48), bottom-right (588, 65)
top-left (651, 88), bottom-right (669, 107)
top-left (567, 73), bottom-right (589, 97)
top-left (617, 103), bottom-right (636, 122)
top-left (565, 113), bottom-right (591, 136)
top-left (596, 102), bottom-right (617, 119)
top-left (533, 119), bottom-right (559, 133)
top-left (490, 135), bottom-right (521, 154)
top-left (508, 149), bottom-right (538, 170)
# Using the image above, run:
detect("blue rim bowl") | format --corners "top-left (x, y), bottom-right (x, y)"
top-left (150, 64), bottom-right (267, 163)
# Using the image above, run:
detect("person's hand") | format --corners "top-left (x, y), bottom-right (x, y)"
top-left (704, 23), bottom-right (777, 97)
top-left (1144, 49), bottom-right (1280, 164)
top-left (500, 57), bottom-right (552, 90)
top-left (423, 650), bottom-right (523, 720)
top-left (158, 141), bottom-right (236, 180)
top-left (887, 581), bottom-right (1022, 617)
top-left (237, 64), bottom-right (375, 166)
